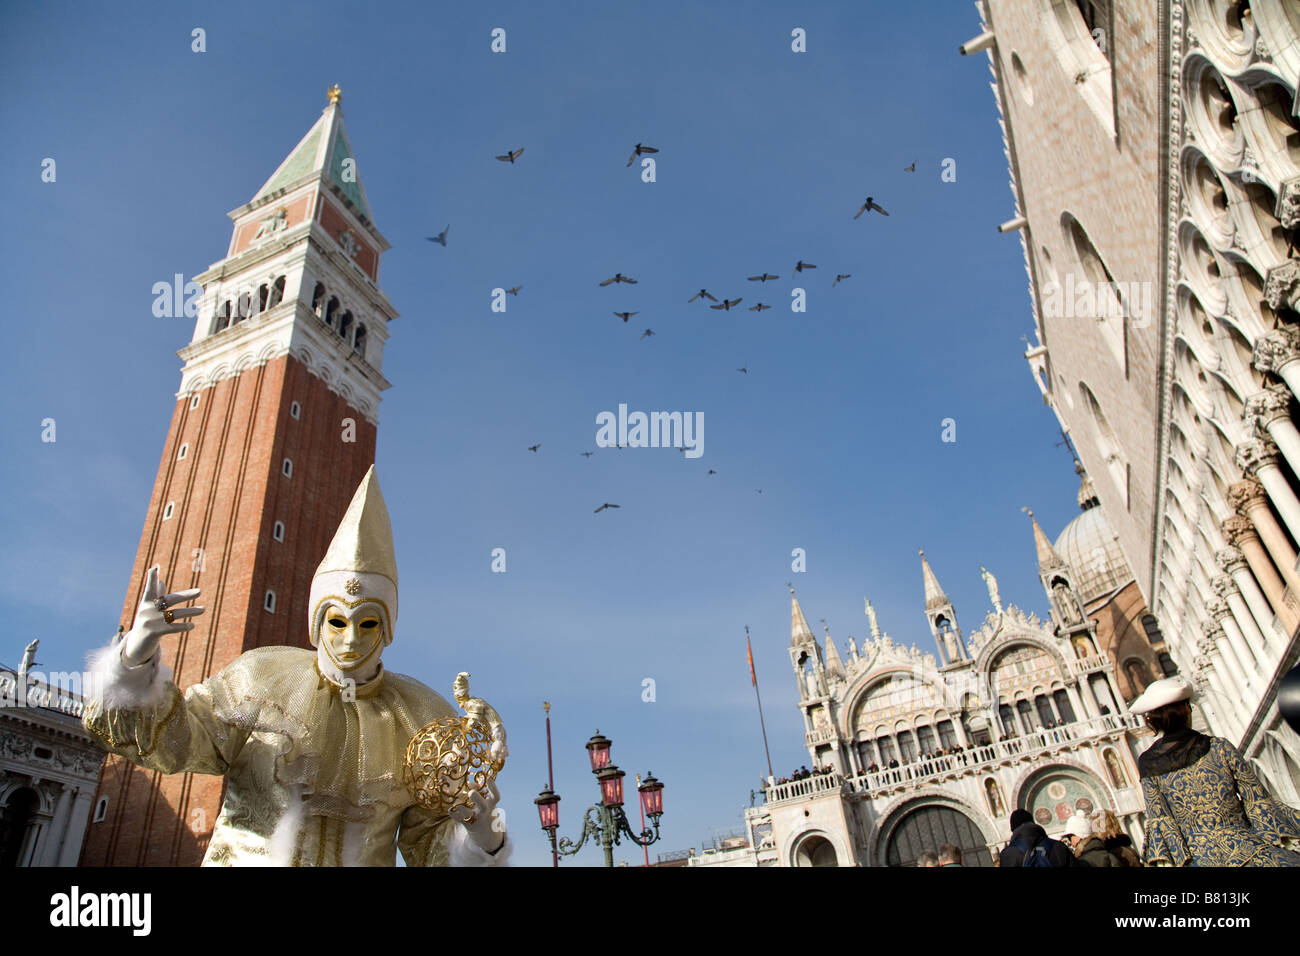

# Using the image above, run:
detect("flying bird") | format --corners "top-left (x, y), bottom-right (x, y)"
top-left (495, 148), bottom-right (525, 164)
top-left (737, 366), bottom-right (748, 374)
top-left (904, 161), bottom-right (916, 172)
top-left (794, 260), bottom-right (817, 274)
top-left (626, 143), bottom-right (659, 166)
top-left (749, 303), bottom-right (771, 312)
top-left (747, 273), bottom-right (779, 283)
top-left (833, 274), bottom-right (852, 286)
top-left (580, 451), bottom-right (594, 457)
top-left (710, 298), bottom-right (742, 311)
top-left (594, 503), bottom-right (621, 513)
top-left (854, 196), bottom-right (889, 218)
top-left (688, 289), bottom-right (718, 303)
top-left (708, 470), bottom-right (717, 475)
top-left (600, 273), bottom-right (638, 286)
top-left (613, 311), bottom-right (638, 323)
top-left (426, 225), bottom-right (449, 246)
top-left (640, 328), bottom-right (655, 339)
top-left (527, 444), bottom-right (541, 452)
top-left (505, 285), bottom-right (522, 295)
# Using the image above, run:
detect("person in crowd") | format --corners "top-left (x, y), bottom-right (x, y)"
top-left (1094, 809), bottom-right (1142, 867)
top-left (999, 808), bottom-right (1075, 867)
top-left (938, 844), bottom-right (963, 867)
top-left (1132, 677), bottom-right (1300, 866)
top-left (1063, 811), bottom-right (1121, 866)
top-left (916, 849), bottom-right (939, 867)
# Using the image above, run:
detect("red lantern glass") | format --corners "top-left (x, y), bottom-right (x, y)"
top-left (586, 732), bottom-right (612, 772)
top-left (597, 767), bottom-right (625, 807)
top-left (638, 772), bottom-right (664, 818)
top-left (534, 788), bottom-right (561, 832)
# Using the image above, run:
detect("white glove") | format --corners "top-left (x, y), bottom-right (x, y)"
top-left (120, 565), bottom-right (205, 667)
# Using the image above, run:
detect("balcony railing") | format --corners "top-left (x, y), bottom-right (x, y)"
top-left (765, 771), bottom-right (845, 805)
top-left (805, 727), bottom-right (837, 747)
top-left (1066, 653), bottom-right (1111, 677)
top-left (846, 712), bottom-right (1141, 797)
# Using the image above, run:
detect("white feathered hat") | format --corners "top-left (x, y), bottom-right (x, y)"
top-left (1128, 676), bottom-right (1194, 715)
top-left (308, 465), bottom-right (398, 646)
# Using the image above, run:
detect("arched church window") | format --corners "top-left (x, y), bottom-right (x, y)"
top-left (264, 590), bottom-right (276, 613)
top-left (235, 292), bottom-right (251, 322)
top-left (1052, 688), bottom-right (1077, 724)
top-left (272, 521), bottom-right (285, 542)
top-left (917, 725), bottom-right (937, 756)
top-left (1034, 694), bottom-right (1056, 728)
top-left (281, 458), bottom-right (293, 478)
top-left (999, 703), bottom-right (1018, 738)
top-left (93, 796), bottom-right (108, 823)
top-left (1016, 699), bottom-right (1036, 732)
top-left (257, 283), bottom-right (269, 313)
top-left (353, 323), bottom-right (367, 356)
top-left (794, 835), bottom-right (838, 867)
top-left (269, 276), bottom-right (286, 309)
top-left (0, 787), bottom-right (40, 867)
top-left (936, 720), bottom-right (957, 750)
top-left (1141, 614), bottom-right (1165, 646)
top-left (312, 283), bottom-right (326, 317)
top-left (339, 311), bottom-right (353, 341)
top-left (325, 296), bottom-right (340, 328)
top-left (884, 805), bottom-right (992, 867)
top-left (898, 728), bottom-right (918, 763)
top-left (1157, 652), bottom-right (1178, 677)
top-left (1124, 659), bottom-right (1152, 695)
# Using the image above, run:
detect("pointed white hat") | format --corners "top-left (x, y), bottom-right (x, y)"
top-left (308, 465), bottom-right (399, 645)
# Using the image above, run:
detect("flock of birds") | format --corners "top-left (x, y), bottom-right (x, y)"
top-left (426, 143), bottom-right (918, 513)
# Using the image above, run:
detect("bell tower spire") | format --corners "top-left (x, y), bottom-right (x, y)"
top-left (920, 550), bottom-right (967, 666)
top-left (82, 92), bottom-right (398, 867)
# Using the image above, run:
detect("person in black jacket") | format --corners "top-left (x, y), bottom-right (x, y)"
top-left (999, 811), bottom-right (1076, 867)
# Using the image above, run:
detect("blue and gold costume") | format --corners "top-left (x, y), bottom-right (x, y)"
top-left (1140, 730), bottom-right (1300, 866)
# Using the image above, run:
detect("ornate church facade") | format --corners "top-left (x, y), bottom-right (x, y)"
top-left (966, 0), bottom-right (1300, 804)
top-left (695, 488), bottom-right (1159, 867)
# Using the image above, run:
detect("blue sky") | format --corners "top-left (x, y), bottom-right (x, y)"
top-left (1, 1), bottom-right (1093, 865)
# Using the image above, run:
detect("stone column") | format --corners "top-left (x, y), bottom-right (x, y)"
top-left (1216, 546), bottom-right (1288, 656)
top-left (1228, 476), bottom-right (1300, 597)
top-left (1235, 436), bottom-right (1300, 549)
top-left (1205, 593), bottom-right (1260, 683)
top-left (1210, 574), bottom-right (1270, 672)
top-left (1222, 517), bottom-right (1300, 634)
top-left (1244, 385), bottom-right (1300, 481)
top-left (1064, 684), bottom-right (1087, 723)
top-left (1202, 617), bottom-right (1249, 703)
top-left (1193, 655), bottom-right (1239, 740)
top-left (38, 783), bottom-right (73, 867)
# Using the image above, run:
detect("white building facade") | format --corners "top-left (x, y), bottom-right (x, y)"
top-left (965, 0), bottom-right (1300, 802)
top-left (698, 512), bottom-right (1153, 867)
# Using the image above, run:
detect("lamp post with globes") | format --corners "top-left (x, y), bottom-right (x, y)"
top-left (534, 731), bottom-right (665, 867)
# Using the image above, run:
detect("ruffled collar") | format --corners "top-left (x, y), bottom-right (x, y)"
top-left (1138, 727), bottom-right (1213, 779)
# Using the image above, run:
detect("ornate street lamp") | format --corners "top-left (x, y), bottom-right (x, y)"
top-left (536, 730), bottom-right (665, 867)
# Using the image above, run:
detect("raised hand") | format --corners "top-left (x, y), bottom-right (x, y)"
top-left (120, 565), bottom-right (204, 666)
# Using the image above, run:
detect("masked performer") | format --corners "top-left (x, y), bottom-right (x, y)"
top-left (83, 467), bottom-right (508, 866)
top-left (1133, 676), bottom-right (1300, 866)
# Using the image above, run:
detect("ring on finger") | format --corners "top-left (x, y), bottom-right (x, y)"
top-left (163, 610), bottom-right (176, 624)
top-left (155, 598), bottom-right (169, 612)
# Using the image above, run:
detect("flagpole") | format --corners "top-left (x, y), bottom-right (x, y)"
top-left (747, 627), bottom-right (774, 780)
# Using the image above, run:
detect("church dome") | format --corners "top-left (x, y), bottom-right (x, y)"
top-left (1053, 504), bottom-right (1132, 606)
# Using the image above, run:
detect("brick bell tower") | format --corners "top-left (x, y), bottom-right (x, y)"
top-left (81, 87), bottom-right (397, 866)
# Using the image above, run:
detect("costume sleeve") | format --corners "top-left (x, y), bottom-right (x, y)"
top-left (1140, 774), bottom-right (1190, 867)
top-left (397, 806), bottom-right (511, 867)
top-left (81, 636), bottom-right (249, 776)
top-left (1220, 739), bottom-right (1300, 845)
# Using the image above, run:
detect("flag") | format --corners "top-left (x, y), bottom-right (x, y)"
top-left (747, 635), bottom-right (757, 686)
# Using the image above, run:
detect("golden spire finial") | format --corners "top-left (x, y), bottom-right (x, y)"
top-left (327, 84), bottom-right (342, 105)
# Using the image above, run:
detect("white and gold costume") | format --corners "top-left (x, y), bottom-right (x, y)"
top-left (84, 467), bottom-right (507, 866)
